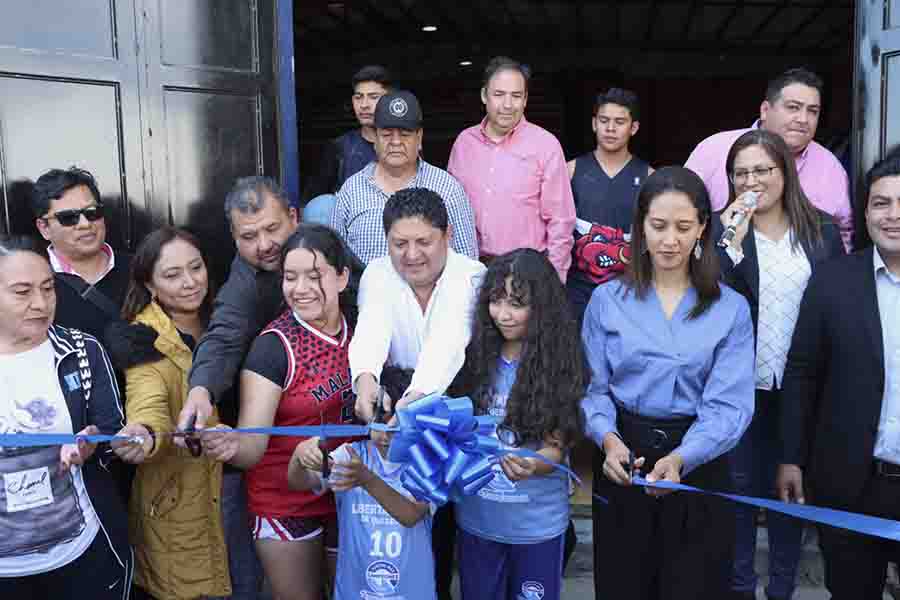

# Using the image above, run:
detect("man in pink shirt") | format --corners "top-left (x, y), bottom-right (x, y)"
top-left (685, 68), bottom-right (853, 251)
top-left (447, 56), bottom-right (576, 282)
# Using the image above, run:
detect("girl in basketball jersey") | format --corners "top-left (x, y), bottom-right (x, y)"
top-left (287, 416), bottom-right (436, 600)
top-left (451, 248), bottom-right (589, 600)
top-left (202, 224), bottom-right (358, 600)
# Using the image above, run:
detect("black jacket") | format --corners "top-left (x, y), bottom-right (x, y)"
top-left (53, 253), bottom-right (132, 342)
top-left (186, 254), bottom-right (283, 405)
top-left (780, 248), bottom-right (887, 509)
top-left (47, 324), bottom-right (133, 577)
top-left (713, 211), bottom-right (844, 338)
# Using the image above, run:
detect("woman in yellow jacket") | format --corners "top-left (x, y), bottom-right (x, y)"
top-left (108, 227), bottom-right (230, 599)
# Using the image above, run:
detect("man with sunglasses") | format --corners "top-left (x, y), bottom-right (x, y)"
top-left (31, 167), bottom-right (132, 341)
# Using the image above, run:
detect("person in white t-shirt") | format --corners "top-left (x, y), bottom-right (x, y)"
top-left (0, 236), bottom-right (132, 599)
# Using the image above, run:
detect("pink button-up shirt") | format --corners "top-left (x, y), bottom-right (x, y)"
top-left (685, 123), bottom-right (853, 251)
top-left (447, 117), bottom-right (576, 281)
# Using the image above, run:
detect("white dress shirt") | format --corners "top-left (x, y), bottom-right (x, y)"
top-left (754, 230), bottom-right (811, 390)
top-left (349, 249), bottom-right (486, 396)
top-left (872, 248), bottom-right (900, 463)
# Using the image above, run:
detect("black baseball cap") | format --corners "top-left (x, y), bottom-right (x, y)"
top-left (374, 90), bottom-right (423, 130)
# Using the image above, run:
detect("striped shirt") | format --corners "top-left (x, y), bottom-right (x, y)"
top-left (331, 160), bottom-right (479, 265)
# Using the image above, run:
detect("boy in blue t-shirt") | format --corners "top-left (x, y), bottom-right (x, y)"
top-left (288, 426), bottom-right (436, 600)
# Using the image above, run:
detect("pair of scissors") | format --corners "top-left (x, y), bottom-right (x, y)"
top-left (625, 450), bottom-right (637, 483)
top-left (181, 414), bottom-right (203, 458)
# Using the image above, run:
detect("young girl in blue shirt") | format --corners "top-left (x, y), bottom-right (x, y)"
top-left (451, 248), bottom-right (589, 600)
top-left (287, 411), bottom-right (436, 600)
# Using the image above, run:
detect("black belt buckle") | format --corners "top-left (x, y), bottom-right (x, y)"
top-left (649, 428), bottom-right (669, 450)
top-left (875, 460), bottom-right (900, 478)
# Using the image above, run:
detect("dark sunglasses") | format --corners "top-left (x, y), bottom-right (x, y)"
top-left (43, 205), bottom-right (105, 227)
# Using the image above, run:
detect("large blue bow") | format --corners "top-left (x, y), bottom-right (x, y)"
top-left (386, 394), bottom-right (503, 506)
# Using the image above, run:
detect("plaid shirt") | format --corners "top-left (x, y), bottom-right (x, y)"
top-left (331, 160), bottom-right (479, 265)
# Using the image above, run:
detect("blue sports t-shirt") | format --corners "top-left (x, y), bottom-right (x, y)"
top-left (331, 440), bottom-right (436, 600)
top-left (454, 356), bottom-right (570, 544)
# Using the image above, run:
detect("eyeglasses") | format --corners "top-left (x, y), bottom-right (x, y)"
top-left (729, 166), bottom-right (778, 185)
top-left (42, 205), bottom-right (105, 227)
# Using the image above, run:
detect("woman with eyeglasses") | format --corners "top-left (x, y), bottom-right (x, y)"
top-left (583, 167), bottom-right (755, 600)
top-left (715, 129), bottom-right (844, 600)
top-left (103, 227), bottom-right (234, 600)
top-left (450, 248), bottom-right (588, 600)
top-left (0, 235), bottom-right (132, 600)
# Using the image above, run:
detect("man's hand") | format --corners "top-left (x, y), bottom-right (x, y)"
top-left (394, 389), bottom-right (425, 413)
top-left (644, 452), bottom-right (684, 498)
top-left (354, 374), bottom-right (380, 422)
top-left (176, 387), bottom-right (214, 448)
top-left (330, 446), bottom-right (375, 492)
top-left (601, 432), bottom-right (644, 487)
top-left (111, 423), bottom-right (153, 464)
top-left (59, 425), bottom-right (99, 472)
top-left (199, 425), bottom-right (239, 463)
top-left (776, 463), bottom-right (806, 504)
top-left (293, 437), bottom-right (325, 472)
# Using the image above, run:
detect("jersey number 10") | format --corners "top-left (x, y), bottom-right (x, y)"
top-left (370, 530), bottom-right (402, 558)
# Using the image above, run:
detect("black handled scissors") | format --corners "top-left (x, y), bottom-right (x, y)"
top-left (181, 414), bottom-right (203, 458)
top-left (622, 450), bottom-right (637, 483)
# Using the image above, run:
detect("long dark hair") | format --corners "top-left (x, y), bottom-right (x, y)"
top-left (625, 166), bottom-right (720, 319)
top-left (121, 227), bottom-right (216, 322)
top-left (452, 249), bottom-right (587, 447)
top-left (725, 129), bottom-right (823, 249)
top-left (279, 224), bottom-right (360, 330)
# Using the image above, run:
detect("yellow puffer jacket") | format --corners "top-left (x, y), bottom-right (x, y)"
top-left (125, 302), bottom-right (230, 599)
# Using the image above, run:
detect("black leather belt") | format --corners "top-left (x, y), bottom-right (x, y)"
top-left (874, 460), bottom-right (900, 478)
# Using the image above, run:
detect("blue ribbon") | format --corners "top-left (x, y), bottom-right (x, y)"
top-left (384, 394), bottom-right (579, 507)
top-left (0, 424), bottom-right (371, 448)
top-left (598, 476), bottom-right (900, 543)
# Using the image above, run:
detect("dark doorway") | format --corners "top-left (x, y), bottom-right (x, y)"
top-left (293, 1), bottom-right (853, 193)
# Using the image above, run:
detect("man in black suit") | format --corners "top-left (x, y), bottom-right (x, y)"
top-left (777, 148), bottom-right (900, 599)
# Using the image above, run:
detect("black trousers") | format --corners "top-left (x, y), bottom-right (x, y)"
top-left (592, 447), bottom-right (735, 600)
top-left (817, 471), bottom-right (900, 600)
top-left (0, 529), bottom-right (133, 600)
top-left (433, 502), bottom-right (457, 600)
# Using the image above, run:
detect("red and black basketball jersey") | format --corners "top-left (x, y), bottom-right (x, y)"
top-left (246, 310), bottom-right (356, 518)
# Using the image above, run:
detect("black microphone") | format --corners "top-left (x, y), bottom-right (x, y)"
top-left (718, 192), bottom-right (759, 248)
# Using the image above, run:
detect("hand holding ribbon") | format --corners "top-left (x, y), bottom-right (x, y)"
top-left (382, 394), bottom-right (578, 506)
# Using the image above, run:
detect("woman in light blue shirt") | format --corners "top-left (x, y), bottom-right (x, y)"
top-left (581, 166), bottom-right (755, 600)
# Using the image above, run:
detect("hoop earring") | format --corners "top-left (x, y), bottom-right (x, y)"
top-left (693, 239), bottom-right (703, 260)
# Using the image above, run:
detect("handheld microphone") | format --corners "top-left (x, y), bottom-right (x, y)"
top-left (718, 192), bottom-right (759, 248)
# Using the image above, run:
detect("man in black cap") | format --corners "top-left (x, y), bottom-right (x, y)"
top-left (331, 90), bottom-right (478, 265)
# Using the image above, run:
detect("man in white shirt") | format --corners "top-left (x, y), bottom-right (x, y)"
top-left (349, 186), bottom-right (484, 600)
top-left (351, 187), bottom-right (485, 421)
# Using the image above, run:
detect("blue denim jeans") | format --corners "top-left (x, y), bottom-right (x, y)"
top-left (211, 470), bottom-right (262, 600)
top-left (730, 388), bottom-right (803, 599)
top-left (302, 194), bottom-right (336, 227)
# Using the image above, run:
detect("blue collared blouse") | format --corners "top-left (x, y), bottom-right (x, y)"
top-left (580, 279), bottom-right (755, 475)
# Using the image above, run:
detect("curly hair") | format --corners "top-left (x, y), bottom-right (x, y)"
top-left (452, 249), bottom-right (588, 447)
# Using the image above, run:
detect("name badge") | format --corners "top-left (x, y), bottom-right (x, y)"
top-left (3, 467), bottom-right (54, 513)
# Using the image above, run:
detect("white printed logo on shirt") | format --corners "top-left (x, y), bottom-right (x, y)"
top-left (3, 466), bottom-right (54, 512)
